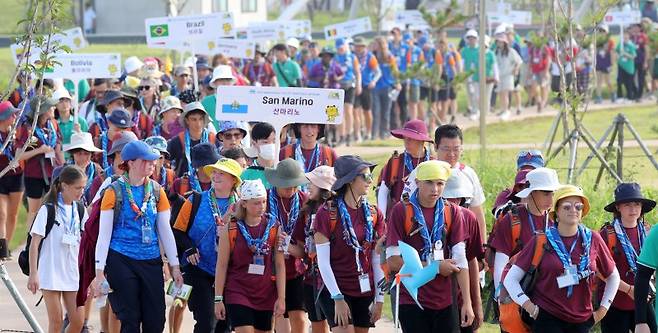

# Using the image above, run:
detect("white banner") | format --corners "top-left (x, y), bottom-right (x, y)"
top-left (10, 27), bottom-right (88, 65)
top-left (145, 12), bottom-right (235, 50)
top-left (209, 39), bottom-right (256, 59)
top-left (488, 10), bottom-right (532, 25)
top-left (604, 9), bottom-right (641, 26)
top-left (324, 17), bottom-right (372, 40)
top-left (283, 20), bottom-right (312, 38)
top-left (215, 86), bottom-right (345, 132)
top-left (42, 53), bottom-right (121, 79)
top-left (394, 10), bottom-right (428, 26)
top-left (239, 22), bottom-right (287, 41)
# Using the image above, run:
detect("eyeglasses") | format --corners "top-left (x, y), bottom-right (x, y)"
top-left (222, 132), bottom-right (243, 140)
top-left (559, 202), bottom-right (585, 212)
top-left (138, 86), bottom-right (151, 91)
top-left (356, 173), bottom-right (374, 182)
top-left (122, 98), bottom-right (133, 107)
top-left (437, 146), bottom-right (463, 153)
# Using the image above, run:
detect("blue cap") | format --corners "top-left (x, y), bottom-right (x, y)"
top-left (121, 140), bottom-right (160, 162)
top-left (191, 142), bottom-right (221, 168)
top-left (418, 35), bottom-right (428, 46)
top-left (107, 108), bottom-right (134, 128)
top-left (335, 38), bottom-right (346, 48)
top-left (516, 150), bottom-right (544, 169)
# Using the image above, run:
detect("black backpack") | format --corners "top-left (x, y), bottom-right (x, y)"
top-left (18, 202), bottom-right (85, 276)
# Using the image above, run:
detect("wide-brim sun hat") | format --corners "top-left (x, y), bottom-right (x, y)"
top-left (159, 95), bottom-right (183, 117)
top-left (516, 167), bottom-right (561, 198)
top-left (442, 168), bottom-right (473, 199)
top-left (391, 119), bottom-right (433, 142)
top-left (52, 88), bottom-right (72, 101)
top-left (27, 95), bottom-right (57, 119)
top-left (305, 165), bottom-right (336, 192)
top-left (203, 158), bottom-right (243, 187)
top-left (120, 140), bottom-right (160, 162)
top-left (109, 131), bottom-right (138, 156)
top-left (604, 182), bottom-right (657, 213)
top-left (552, 184), bottom-right (591, 218)
top-left (124, 56), bottom-right (144, 74)
top-left (0, 101), bottom-right (20, 121)
top-left (210, 65), bottom-right (235, 88)
top-left (179, 101), bottom-right (210, 127)
top-left (64, 132), bottom-right (102, 153)
top-left (332, 155), bottom-right (376, 191)
top-left (265, 158), bottom-right (309, 189)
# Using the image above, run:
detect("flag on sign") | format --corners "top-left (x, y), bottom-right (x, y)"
top-left (150, 24), bottom-right (169, 38)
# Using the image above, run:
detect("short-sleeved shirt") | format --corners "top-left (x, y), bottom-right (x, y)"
top-left (385, 201), bottom-right (466, 310)
top-left (0, 129), bottom-right (22, 176)
top-left (529, 45), bottom-right (551, 74)
top-left (267, 190), bottom-right (308, 280)
top-left (456, 163), bottom-right (486, 207)
top-left (58, 116), bottom-right (89, 145)
top-left (514, 230), bottom-right (615, 323)
top-left (616, 41), bottom-right (638, 75)
top-left (273, 60), bottom-right (302, 88)
top-left (314, 202), bottom-right (385, 298)
top-left (241, 165), bottom-right (272, 190)
top-left (461, 46), bottom-right (479, 74)
top-left (490, 205), bottom-right (551, 257)
top-left (461, 207), bottom-right (485, 261)
top-left (17, 122), bottom-right (62, 179)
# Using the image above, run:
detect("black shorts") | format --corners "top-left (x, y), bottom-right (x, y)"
top-left (304, 282), bottom-right (326, 322)
top-left (532, 308), bottom-right (594, 333)
top-left (438, 87), bottom-right (456, 101)
top-left (355, 88), bottom-right (372, 110)
top-left (0, 174), bottom-right (24, 194)
top-left (317, 288), bottom-right (374, 328)
top-left (226, 303), bottom-right (273, 331)
top-left (420, 86), bottom-right (431, 101)
top-left (284, 275), bottom-right (306, 317)
top-left (24, 177), bottom-right (50, 199)
top-left (343, 86), bottom-right (356, 105)
top-left (398, 304), bottom-right (455, 333)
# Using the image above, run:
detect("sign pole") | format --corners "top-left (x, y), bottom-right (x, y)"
top-left (190, 47), bottom-right (200, 96)
top-left (73, 82), bottom-right (79, 127)
top-left (479, 0), bottom-right (487, 163)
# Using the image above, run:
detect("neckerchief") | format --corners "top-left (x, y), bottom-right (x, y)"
top-left (409, 190), bottom-right (445, 261)
top-left (57, 193), bottom-right (78, 235)
top-left (237, 217), bottom-right (277, 255)
top-left (84, 163), bottom-right (96, 195)
top-left (95, 112), bottom-right (108, 133)
top-left (546, 225), bottom-right (592, 297)
top-left (207, 189), bottom-right (235, 223)
top-left (104, 166), bottom-right (114, 178)
top-left (120, 175), bottom-right (154, 223)
top-left (613, 218), bottom-right (646, 276)
top-left (336, 196), bottom-right (373, 251)
top-left (157, 165), bottom-right (168, 188)
top-left (101, 132), bottom-right (110, 170)
top-left (34, 120), bottom-right (57, 148)
top-left (184, 129), bottom-right (209, 192)
top-left (403, 149), bottom-right (430, 175)
top-left (294, 143), bottom-right (321, 173)
top-left (269, 189), bottom-right (300, 235)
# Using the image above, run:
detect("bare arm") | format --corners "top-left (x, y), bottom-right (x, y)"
top-left (214, 223), bottom-right (231, 297)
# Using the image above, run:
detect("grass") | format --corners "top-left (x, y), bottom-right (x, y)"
top-left (8, 205), bottom-right (27, 251)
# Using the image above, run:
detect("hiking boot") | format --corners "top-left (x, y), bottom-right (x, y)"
top-left (0, 239), bottom-right (8, 260)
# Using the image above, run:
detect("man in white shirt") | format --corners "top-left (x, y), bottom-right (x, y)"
top-left (83, 3), bottom-right (96, 34)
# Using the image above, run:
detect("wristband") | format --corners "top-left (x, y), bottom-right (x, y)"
top-left (214, 295), bottom-right (224, 303)
top-left (331, 293), bottom-right (345, 300)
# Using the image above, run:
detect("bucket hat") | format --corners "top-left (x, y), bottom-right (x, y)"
top-left (332, 155), bottom-right (376, 191)
top-left (124, 56), bottom-right (144, 74)
top-left (159, 95), bottom-right (183, 117)
top-left (144, 136), bottom-right (169, 158)
top-left (52, 88), bottom-right (72, 101)
top-left (319, 46), bottom-right (336, 57)
top-left (293, 123), bottom-right (325, 140)
top-left (265, 158), bottom-right (309, 188)
top-left (174, 65), bottom-right (191, 77)
top-left (121, 140), bottom-right (160, 162)
top-left (391, 119), bottom-right (433, 142)
top-left (604, 182), bottom-right (656, 213)
top-left (287, 37), bottom-right (300, 50)
top-left (516, 150), bottom-right (545, 170)
top-left (107, 108), bottom-right (134, 129)
top-left (305, 165), bottom-right (336, 192)
top-left (416, 160), bottom-right (452, 181)
top-left (191, 142), bottom-right (221, 169)
top-left (442, 168), bottom-right (474, 199)
top-left (64, 132), bottom-right (102, 153)
top-left (240, 179), bottom-right (267, 200)
top-left (109, 131), bottom-right (138, 156)
top-left (515, 167), bottom-right (560, 198)
top-left (552, 185), bottom-right (591, 218)
top-left (465, 29), bottom-right (478, 39)
top-left (27, 95), bottom-right (57, 119)
top-left (210, 65), bottom-right (235, 87)
top-left (0, 101), bottom-right (20, 121)
top-left (203, 158), bottom-right (243, 186)
top-left (180, 101), bottom-right (210, 127)
top-left (99, 90), bottom-right (124, 112)
top-left (352, 37), bottom-right (367, 47)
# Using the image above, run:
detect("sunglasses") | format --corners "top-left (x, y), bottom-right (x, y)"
top-left (138, 86), bottom-right (151, 91)
top-left (356, 173), bottom-right (374, 182)
top-left (559, 202), bottom-right (585, 212)
top-left (222, 132), bottom-right (243, 140)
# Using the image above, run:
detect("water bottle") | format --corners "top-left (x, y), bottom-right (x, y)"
top-left (96, 280), bottom-right (110, 308)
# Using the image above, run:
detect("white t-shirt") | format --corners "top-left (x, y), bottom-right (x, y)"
top-left (30, 203), bottom-right (88, 291)
top-left (83, 8), bottom-right (96, 32)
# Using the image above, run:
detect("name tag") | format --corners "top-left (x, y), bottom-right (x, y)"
top-left (248, 255), bottom-right (265, 275)
top-left (433, 240), bottom-right (444, 261)
top-left (557, 265), bottom-right (579, 289)
top-left (359, 273), bottom-right (371, 293)
top-left (141, 223), bottom-right (153, 244)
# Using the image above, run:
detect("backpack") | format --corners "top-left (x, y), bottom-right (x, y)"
top-left (18, 201), bottom-right (85, 276)
top-left (76, 178), bottom-right (161, 306)
top-left (602, 223), bottom-right (619, 256)
top-left (172, 191), bottom-right (207, 256)
top-left (485, 203), bottom-right (523, 269)
top-left (497, 233), bottom-right (548, 333)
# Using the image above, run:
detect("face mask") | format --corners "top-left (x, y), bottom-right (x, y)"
top-left (258, 143), bottom-right (276, 161)
top-left (257, 57), bottom-right (266, 65)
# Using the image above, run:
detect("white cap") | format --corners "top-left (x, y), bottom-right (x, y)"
top-left (516, 167), bottom-right (561, 198)
top-left (52, 88), bottom-right (72, 101)
top-left (465, 29), bottom-right (478, 39)
top-left (124, 56), bottom-right (144, 74)
top-left (494, 24), bottom-right (507, 36)
top-left (240, 179), bottom-right (267, 200)
top-left (286, 37), bottom-right (300, 49)
top-left (210, 65), bottom-right (235, 87)
top-left (64, 132), bottom-right (102, 153)
top-left (442, 169), bottom-right (474, 199)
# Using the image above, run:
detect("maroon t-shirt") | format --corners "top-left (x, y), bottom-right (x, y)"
top-left (514, 230), bottom-right (615, 323)
top-left (267, 190), bottom-right (308, 280)
top-left (379, 152), bottom-right (430, 217)
top-left (292, 210), bottom-right (321, 287)
top-left (279, 143), bottom-right (338, 169)
top-left (17, 122), bottom-right (61, 179)
top-left (385, 201), bottom-right (467, 310)
top-left (315, 202), bottom-right (385, 298)
top-left (461, 207), bottom-right (485, 261)
top-left (224, 216), bottom-right (278, 311)
top-left (490, 205), bottom-right (552, 257)
top-left (598, 224), bottom-right (648, 311)
top-left (0, 129), bottom-right (22, 176)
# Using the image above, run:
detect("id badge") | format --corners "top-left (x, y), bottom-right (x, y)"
top-left (598, 50), bottom-right (606, 57)
top-left (141, 223), bottom-right (153, 244)
top-left (557, 265), bottom-right (578, 289)
top-left (433, 240), bottom-right (444, 261)
top-left (248, 255), bottom-right (265, 275)
top-left (359, 273), bottom-right (371, 293)
top-left (62, 233), bottom-right (77, 246)
top-left (281, 234), bottom-right (292, 255)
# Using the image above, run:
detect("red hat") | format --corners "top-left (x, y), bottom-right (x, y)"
top-left (391, 119), bottom-right (433, 142)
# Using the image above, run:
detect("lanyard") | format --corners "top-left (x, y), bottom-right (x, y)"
top-left (104, 166), bottom-right (114, 178)
top-left (295, 143), bottom-right (320, 173)
top-left (158, 166), bottom-right (167, 188)
top-left (269, 189), bottom-right (300, 235)
top-left (57, 194), bottom-right (78, 235)
top-left (85, 163), bottom-right (96, 194)
top-left (237, 218), bottom-right (276, 255)
top-left (403, 149), bottom-right (430, 176)
top-left (121, 176), bottom-right (153, 225)
top-left (547, 225), bottom-right (592, 297)
top-left (184, 129), bottom-right (209, 192)
top-left (613, 219), bottom-right (646, 275)
top-left (409, 190), bottom-right (445, 261)
top-left (34, 120), bottom-right (57, 148)
top-left (101, 132), bottom-right (109, 170)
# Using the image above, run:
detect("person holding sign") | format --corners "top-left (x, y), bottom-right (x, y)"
top-left (503, 185), bottom-right (620, 332)
top-left (385, 160), bottom-right (474, 332)
top-left (167, 102), bottom-right (216, 180)
top-left (314, 155), bottom-right (386, 332)
top-left (214, 179), bottom-right (287, 333)
top-left (242, 122), bottom-right (277, 189)
top-left (202, 65), bottom-right (236, 131)
top-left (280, 124), bottom-right (338, 173)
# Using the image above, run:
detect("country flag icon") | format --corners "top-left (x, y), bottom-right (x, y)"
top-left (222, 101), bottom-right (248, 114)
top-left (150, 24), bottom-right (169, 38)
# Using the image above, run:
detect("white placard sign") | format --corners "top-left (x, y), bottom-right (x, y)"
top-left (283, 20), bottom-right (312, 38)
top-left (488, 10), bottom-right (532, 25)
top-left (10, 27), bottom-right (88, 65)
top-left (604, 9), bottom-right (641, 26)
top-left (240, 22), bottom-right (287, 41)
top-left (216, 86), bottom-right (344, 135)
top-left (145, 12), bottom-right (235, 49)
top-left (209, 39), bottom-right (256, 59)
top-left (42, 53), bottom-right (121, 79)
top-left (324, 17), bottom-right (372, 40)
top-left (394, 10), bottom-right (428, 26)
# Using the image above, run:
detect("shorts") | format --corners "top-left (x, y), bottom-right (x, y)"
top-left (284, 275), bottom-right (306, 317)
top-left (407, 84), bottom-right (421, 103)
top-left (317, 288), bottom-right (374, 328)
top-left (420, 86), bottom-right (431, 101)
top-left (354, 88), bottom-right (372, 110)
top-left (304, 283), bottom-right (326, 322)
top-left (226, 303), bottom-right (273, 331)
top-left (438, 87), bottom-right (456, 101)
top-left (531, 308), bottom-right (594, 333)
top-left (24, 177), bottom-right (50, 199)
top-left (398, 304), bottom-right (456, 333)
top-left (343, 86), bottom-right (356, 105)
top-left (0, 174), bottom-right (24, 194)
top-left (531, 72), bottom-right (549, 87)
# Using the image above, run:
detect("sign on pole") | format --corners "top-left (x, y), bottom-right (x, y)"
top-left (488, 10), bottom-right (532, 25)
top-left (604, 9), bottom-right (641, 26)
top-left (145, 12), bottom-right (235, 49)
top-left (208, 39), bottom-right (256, 59)
top-left (10, 27), bottom-right (88, 65)
top-left (42, 53), bottom-right (121, 79)
top-left (324, 17), bottom-right (372, 40)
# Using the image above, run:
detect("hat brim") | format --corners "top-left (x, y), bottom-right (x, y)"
top-left (305, 172), bottom-right (333, 192)
top-left (217, 127), bottom-right (248, 141)
top-left (331, 162), bottom-right (376, 191)
top-left (516, 184), bottom-right (560, 198)
top-left (0, 105), bottom-right (21, 121)
top-left (111, 120), bottom-right (135, 129)
top-left (179, 109), bottom-right (210, 127)
top-left (604, 198), bottom-right (657, 213)
top-left (64, 143), bottom-right (103, 153)
top-left (203, 164), bottom-right (243, 186)
top-left (390, 129), bottom-right (433, 142)
top-left (264, 168), bottom-right (309, 189)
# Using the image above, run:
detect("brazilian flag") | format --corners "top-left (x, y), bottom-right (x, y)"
top-left (150, 24), bottom-right (169, 38)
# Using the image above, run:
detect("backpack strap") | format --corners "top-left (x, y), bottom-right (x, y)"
top-left (529, 232), bottom-right (548, 271)
top-left (604, 223), bottom-right (618, 255)
top-left (510, 205), bottom-right (522, 253)
top-left (75, 200), bottom-right (85, 232)
top-left (322, 145), bottom-right (333, 166)
top-left (403, 198), bottom-right (415, 236)
top-left (166, 169), bottom-right (175, 188)
top-left (109, 180), bottom-right (123, 225)
top-left (228, 215), bottom-right (239, 252)
top-left (387, 151), bottom-right (401, 186)
top-left (44, 203), bottom-right (57, 239)
top-left (185, 192), bottom-right (203, 233)
top-left (282, 145), bottom-right (294, 159)
top-left (328, 200), bottom-right (338, 237)
top-left (150, 179), bottom-right (162, 203)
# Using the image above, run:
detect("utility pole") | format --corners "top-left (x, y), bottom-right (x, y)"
top-left (478, 0), bottom-right (487, 163)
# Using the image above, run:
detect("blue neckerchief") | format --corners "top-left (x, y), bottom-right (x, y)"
top-left (84, 163), bottom-right (96, 195)
top-left (295, 143), bottom-right (320, 173)
top-left (207, 189), bottom-right (232, 221)
top-left (613, 218), bottom-right (646, 276)
top-left (0, 131), bottom-right (15, 160)
top-left (104, 166), bottom-right (114, 178)
top-left (409, 190), bottom-right (445, 261)
top-left (158, 166), bottom-right (167, 188)
top-left (184, 129), bottom-right (209, 192)
top-left (403, 149), bottom-right (430, 175)
top-left (101, 132), bottom-right (109, 170)
top-left (34, 120), bottom-right (57, 148)
top-left (237, 217), bottom-right (277, 255)
top-left (336, 196), bottom-right (373, 251)
top-left (57, 193), bottom-right (78, 235)
top-left (269, 189), bottom-right (300, 235)
top-left (546, 225), bottom-right (592, 297)
top-left (153, 124), bottom-right (161, 137)
top-left (95, 112), bottom-right (108, 133)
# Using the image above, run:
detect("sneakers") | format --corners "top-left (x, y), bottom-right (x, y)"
top-left (499, 110), bottom-right (511, 121)
top-left (0, 239), bottom-right (8, 260)
top-left (468, 111), bottom-right (480, 121)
